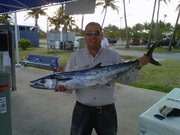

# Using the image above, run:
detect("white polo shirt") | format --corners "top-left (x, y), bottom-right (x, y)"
top-left (65, 47), bottom-right (139, 106)
top-left (101, 38), bottom-right (109, 48)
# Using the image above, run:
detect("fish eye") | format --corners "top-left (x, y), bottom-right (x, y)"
top-left (40, 80), bottom-right (45, 83)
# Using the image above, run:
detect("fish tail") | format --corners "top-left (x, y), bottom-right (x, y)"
top-left (146, 42), bottom-right (161, 66)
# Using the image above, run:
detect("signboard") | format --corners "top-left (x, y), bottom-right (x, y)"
top-left (0, 94), bottom-right (7, 114)
top-left (65, 0), bottom-right (96, 15)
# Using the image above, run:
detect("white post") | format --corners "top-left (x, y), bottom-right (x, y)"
top-left (14, 12), bottom-right (21, 67)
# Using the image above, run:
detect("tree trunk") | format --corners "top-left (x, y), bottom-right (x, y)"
top-left (168, 9), bottom-right (180, 51)
top-left (147, 0), bottom-right (157, 49)
top-left (81, 14), bottom-right (84, 35)
top-left (123, 0), bottom-right (130, 48)
top-left (154, 0), bottom-right (160, 42)
top-left (102, 7), bottom-right (107, 28)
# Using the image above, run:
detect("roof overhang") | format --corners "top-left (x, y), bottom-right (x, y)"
top-left (0, 0), bottom-right (76, 14)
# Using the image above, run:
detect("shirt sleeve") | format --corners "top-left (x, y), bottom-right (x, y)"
top-left (65, 53), bottom-right (75, 72)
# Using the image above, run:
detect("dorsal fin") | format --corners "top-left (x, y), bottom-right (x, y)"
top-left (57, 78), bottom-right (72, 81)
top-left (92, 63), bottom-right (102, 68)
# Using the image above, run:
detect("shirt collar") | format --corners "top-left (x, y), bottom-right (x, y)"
top-left (85, 47), bottom-right (103, 58)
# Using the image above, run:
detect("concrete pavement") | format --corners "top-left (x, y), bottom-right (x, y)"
top-left (109, 45), bottom-right (180, 60)
top-left (11, 67), bottom-right (166, 135)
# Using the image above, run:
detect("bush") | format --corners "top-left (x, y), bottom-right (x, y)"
top-left (18, 38), bottom-right (31, 50)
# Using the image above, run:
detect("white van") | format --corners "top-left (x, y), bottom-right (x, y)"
top-left (74, 36), bottom-right (84, 49)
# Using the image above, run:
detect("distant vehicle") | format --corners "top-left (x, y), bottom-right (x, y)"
top-left (157, 38), bottom-right (177, 47)
top-left (74, 36), bottom-right (83, 49)
top-left (130, 38), bottom-right (140, 45)
top-left (140, 39), bottom-right (148, 45)
top-left (107, 38), bottom-right (117, 44)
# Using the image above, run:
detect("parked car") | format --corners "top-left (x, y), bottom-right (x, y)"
top-left (157, 38), bottom-right (177, 47)
top-left (130, 38), bottom-right (140, 45)
top-left (140, 39), bottom-right (148, 45)
top-left (74, 36), bottom-right (83, 49)
top-left (107, 38), bottom-right (117, 44)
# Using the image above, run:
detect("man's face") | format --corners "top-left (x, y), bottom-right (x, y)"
top-left (84, 24), bottom-right (103, 50)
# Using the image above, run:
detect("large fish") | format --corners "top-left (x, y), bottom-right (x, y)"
top-left (30, 43), bottom-right (161, 90)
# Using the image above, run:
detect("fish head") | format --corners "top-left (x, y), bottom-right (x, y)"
top-left (30, 78), bottom-right (57, 90)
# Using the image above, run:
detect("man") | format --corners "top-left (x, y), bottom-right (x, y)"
top-left (101, 34), bottom-right (110, 48)
top-left (55, 22), bottom-right (149, 135)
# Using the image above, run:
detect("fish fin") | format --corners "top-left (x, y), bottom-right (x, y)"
top-left (149, 56), bottom-right (162, 66)
top-left (92, 63), bottom-right (102, 68)
top-left (146, 42), bottom-right (162, 66)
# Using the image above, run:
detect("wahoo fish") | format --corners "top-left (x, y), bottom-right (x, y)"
top-left (30, 43), bottom-right (161, 90)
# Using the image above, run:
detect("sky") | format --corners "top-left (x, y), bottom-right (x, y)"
top-left (16, 0), bottom-right (179, 32)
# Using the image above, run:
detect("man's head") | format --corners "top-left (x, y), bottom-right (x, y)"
top-left (84, 22), bottom-right (103, 50)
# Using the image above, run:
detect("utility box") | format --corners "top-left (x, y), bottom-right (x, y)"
top-left (0, 52), bottom-right (11, 88)
top-left (0, 71), bottom-right (12, 135)
top-left (79, 38), bottom-right (87, 49)
top-left (47, 31), bottom-right (75, 52)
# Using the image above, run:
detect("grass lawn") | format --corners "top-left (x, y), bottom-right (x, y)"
top-left (131, 60), bottom-right (180, 93)
top-left (116, 45), bottom-right (180, 53)
top-left (18, 46), bottom-right (180, 93)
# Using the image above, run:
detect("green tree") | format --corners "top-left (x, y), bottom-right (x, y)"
top-left (154, 0), bottom-right (170, 41)
top-left (48, 5), bottom-right (76, 32)
top-left (131, 23), bottom-right (144, 39)
top-left (25, 8), bottom-right (47, 27)
top-left (157, 21), bottom-right (172, 39)
top-left (168, 2), bottom-right (180, 50)
top-left (96, 0), bottom-right (119, 28)
top-left (72, 26), bottom-right (82, 36)
top-left (147, 0), bottom-right (170, 48)
top-left (62, 15), bottom-right (76, 32)
top-left (18, 38), bottom-right (31, 50)
top-left (39, 29), bottom-right (47, 38)
top-left (48, 6), bottom-right (64, 31)
top-left (0, 13), bottom-right (13, 24)
top-left (103, 24), bottom-right (120, 40)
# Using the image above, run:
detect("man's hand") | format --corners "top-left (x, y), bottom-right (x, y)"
top-left (136, 54), bottom-right (150, 69)
top-left (55, 85), bottom-right (68, 92)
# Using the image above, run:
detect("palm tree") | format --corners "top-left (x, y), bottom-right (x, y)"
top-left (48, 5), bottom-right (76, 32)
top-left (48, 6), bottom-right (64, 31)
top-left (25, 8), bottom-right (47, 27)
top-left (154, 0), bottom-right (170, 42)
top-left (147, 0), bottom-right (170, 48)
top-left (168, 2), bottom-right (180, 51)
top-left (0, 13), bottom-right (13, 24)
top-left (147, 0), bottom-right (157, 49)
top-left (96, 0), bottom-right (119, 28)
top-left (62, 15), bottom-right (76, 32)
top-left (122, 0), bottom-right (130, 48)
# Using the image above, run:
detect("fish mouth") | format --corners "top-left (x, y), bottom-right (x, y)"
top-left (29, 79), bottom-right (57, 90)
top-left (29, 84), bottom-right (38, 88)
top-left (29, 83), bottom-right (47, 89)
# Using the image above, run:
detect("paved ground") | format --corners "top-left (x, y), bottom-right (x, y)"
top-left (11, 67), bottom-right (166, 135)
top-left (109, 45), bottom-right (180, 60)
top-left (40, 44), bottom-right (180, 60)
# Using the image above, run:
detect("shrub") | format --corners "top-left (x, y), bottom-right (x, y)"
top-left (18, 38), bottom-right (31, 50)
